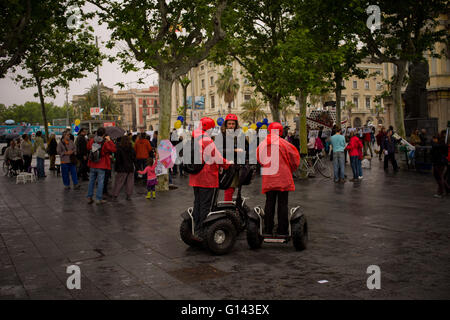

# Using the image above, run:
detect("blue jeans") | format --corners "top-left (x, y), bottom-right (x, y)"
top-left (87, 168), bottom-right (105, 200)
top-left (350, 156), bottom-right (359, 179)
top-left (61, 163), bottom-right (78, 186)
top-left (333, 151), bottom-right (345, 181)
top-left (357, 159), bottom-right (363, 177)
top-left (36, 157), bottom-right (45, 177)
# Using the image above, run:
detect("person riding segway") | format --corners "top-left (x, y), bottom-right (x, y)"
top-left (247, 122), bottom-right (308, 251)
top-left (180, 117), bottom-right (243, 255)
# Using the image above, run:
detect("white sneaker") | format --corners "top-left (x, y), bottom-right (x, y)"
top-left (358, 176), bottom-right (363, 179)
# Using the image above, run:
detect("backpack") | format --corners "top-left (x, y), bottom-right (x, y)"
top-left (182, 137), bottom-right (204, 174)
top-left (88, 140), bottom-right (103, 163)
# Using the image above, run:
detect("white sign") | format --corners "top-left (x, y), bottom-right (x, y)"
top-left (192, 111), bottom-right (200, 121)
top-left (90, 107), bottom-right (100, 116)
top-left (155, 161), bottom-right (168, 176)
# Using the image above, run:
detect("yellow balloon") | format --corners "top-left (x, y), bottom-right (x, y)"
top-left (174, 120), bottom-right (182, 129)
top-left (242, 126), bottom-right (248, 132)
top-left (75, 119), bottom-right (81, 126)
top-left (261, 124), bottom-right (267, 129)
top-left (250, 124), bottom-right (257, 130)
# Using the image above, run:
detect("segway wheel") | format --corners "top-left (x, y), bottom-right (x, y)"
top-left (180, 219), bottom-right (202, 248)
top-left (246, 220), bottom-right (263, 249)
top-left (291, 216), bottom-right (308, 251)
top-left (205, 219), bottom-right (237, 255)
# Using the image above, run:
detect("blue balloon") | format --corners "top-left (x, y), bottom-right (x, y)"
top-left (263, 118), bottom-right (269, 124)
top-left (177, 116), bottom-right (184, 122)
top-left (74, 126), bottom-right (80, 133)
top-left (217, 117), bottom-right (224, 126)
top-left (256, 122), bottom-right (262, 128)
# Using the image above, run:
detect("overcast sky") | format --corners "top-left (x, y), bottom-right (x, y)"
top-left (0, 4), bottom-right (159, 108)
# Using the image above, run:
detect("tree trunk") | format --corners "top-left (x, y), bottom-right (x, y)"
top-left (335, 73), bottom-right (343, 127)
top-left (182, 85), bottom-right (188, 129)
top-left (156, 73), bottom-right (174, 191)
top-left (35, 75), bottom-right (49, 141)
top-left (392, 61), bottom-right (407, 138)
top-left (298, 91), bottom-right (308, 156)
top-left (269, 97), bottom-right (281, 123)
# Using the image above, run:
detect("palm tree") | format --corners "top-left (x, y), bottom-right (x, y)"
top-left (73, 84), bottom-right (119, 120)
top-left (371, 102), bottom-right (385, 125)
top-left (280, 98), bottom-right (296, 123)
top-left (216, 66), bottom-right (240, 113)
top-left (240, 98), bottom-right (267, 124)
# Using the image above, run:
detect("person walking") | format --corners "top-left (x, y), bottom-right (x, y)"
top-left (330, 127), bottom-right (346, 183)
top-left (57, 131), bottom-right (80, 190)
top-left (33, 131), bottom-right (46, 178)
top-left (431, 131), bottom-right (449, 198)
top-left (75, 128), bottom-right (89, 181)
top-left (363, 129), bottom-right (373, 158)
top-left (112, 137), bottom-right (136, 201)
top-left (383, 129), bottom-right (399, 172)
top-left (20, 134), bottom-right (33, 172)
top-left (134, 132), bottom-right (152, 181)
top-left (346, 132), bottom-right (363, 182)
top-left (376, 127), bottom-right (386, 160)
top-left (47, 133), bottom-right (58, 171)
top-left (86, 128), bottom-right (117, 205)
top-left (138, 156), bottom-right (158, 200)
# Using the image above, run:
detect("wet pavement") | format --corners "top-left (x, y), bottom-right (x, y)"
top-left (0, 156), bottom-right (449, 300)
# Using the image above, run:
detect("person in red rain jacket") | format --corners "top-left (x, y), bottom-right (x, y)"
top-left (346, 131), bottom-right (364, 181)
top-left (189, 117), bottom-right (232, 238)
top-left (86, 127), bottom-right (117, 204)
top-left (257, 122), bottom-right (300, 236)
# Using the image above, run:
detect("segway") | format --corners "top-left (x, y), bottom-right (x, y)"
top-left (180, 165), bottom-right (252, 255)
top-left (246, 205), bottom-right (308, 251)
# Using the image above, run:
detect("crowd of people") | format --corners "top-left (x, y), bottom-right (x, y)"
top-left (3, 118), bottom-right (449, 209)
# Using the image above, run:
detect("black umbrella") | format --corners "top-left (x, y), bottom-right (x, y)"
top-left (104, 126), bottom-right (125, 140)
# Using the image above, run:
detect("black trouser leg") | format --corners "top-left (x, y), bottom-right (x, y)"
top-left (264, 191), bottom-right (277, 234)
top-left (23, 155), bottom-right (32, 171)
top-left (193, 187), bottom-right (215, 233)
top-left (277, 191), bottom-right (289, 235)
top-left (384, 154), bottom-right (389, 170)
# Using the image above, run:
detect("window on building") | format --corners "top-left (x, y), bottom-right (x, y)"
top-left (340, 97), bottom-right (346, 106)
top-left (201, 79), bottom-right (205, 89)
top-left (431, 57), bottom-right (437, 75)
top-left (366, 97), bottom-right (371, 109)
top-left (244, 94), bottom-right (251, 101)
top-left (200, 65), bottom-right (204, 71)
top-left (210, 95), bottom-right (215, 109)
top-left (210, 76), bottom-right (214, 86)
top-left (365, 81), bottom-right (369, 89)
top-left (376, 82), bottom-right (382, 90)
top-left (243, 78), bottom-right (249, 85)
top-left (353, 80), bottom-right (357, 89)
top-left (353, 97), bottom-right (359, 108)
top-left (341, 80), bottom-right (345, 87)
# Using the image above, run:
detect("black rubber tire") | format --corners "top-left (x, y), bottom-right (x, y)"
top-left (180, 219), bottom-right (202, 248)
top-left (246, 219), bottom-right (263, 249)
top-left (205, 219), bottom-right (237, 255)
top-left (292, 216), bottom-right (308, 251)
top-left (317, 160), bottom-right (331, 178)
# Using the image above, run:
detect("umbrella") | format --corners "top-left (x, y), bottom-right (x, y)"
top-left (5, 119), bottom-right (15, 125)
top-left (105, 126), bottom-right (125, 140)
top-left (157, 140), bottom-right (176, 169)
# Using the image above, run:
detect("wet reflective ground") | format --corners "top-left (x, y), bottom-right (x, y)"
top-left (0, 158), bottom-right (449, 299)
